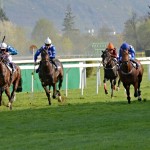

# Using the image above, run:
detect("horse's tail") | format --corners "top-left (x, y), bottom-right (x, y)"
top-left (16, 77), bottom-right (23, 92)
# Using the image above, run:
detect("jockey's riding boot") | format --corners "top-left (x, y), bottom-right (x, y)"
top-left (55, 66), bottom-right (58, 71)
top-left (51, 59), bottom-right (58, 71)
top-left (9, 63), bottom-right (14, 82)
top-left (130, 59), bottom-right (139, 69)
top-left (36, 67), bottom-right (39, 73)
top-left (9, 62), bottom-right (14, 74)
top-left (117, 61), bottom-right (122, 71)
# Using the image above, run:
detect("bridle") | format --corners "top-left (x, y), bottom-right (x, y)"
top-left (102, 51), bottom-right (116, 70)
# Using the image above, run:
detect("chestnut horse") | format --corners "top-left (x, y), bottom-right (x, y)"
top-left (101, 50), bottom-right (119, 98)
top-left (38, 49), bottom-right (63, 105)
top-left (0, 54), bottom-right (22, 110)
top-left (118, 50), bottom-right (144, 104)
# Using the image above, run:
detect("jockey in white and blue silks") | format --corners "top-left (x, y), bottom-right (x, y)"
top-left (118, 42), bottom-right (139, 69)
top-left (0, 42), bottom-right (18, 72)
top-left (34, 37), bottom-right (58, 73)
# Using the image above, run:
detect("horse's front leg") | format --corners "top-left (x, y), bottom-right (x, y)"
top-left (133, 82), bottom-right (138, 98)
top-left (116, 78), bottom-right (121, 91)
top-left (123, 84), bottom-right (131, 104)
top-left (10, 82), bottom-right (18, 102)
top-left (52, 84), bottom-right (56, 99)
top-left (103, 78), bottom-right (108, 94)
top-left (5, 87), bottom-right (12, 110)
top-left (110, 80), bottom-right (114, 98)
top-left (43, 85), bottom-right (51, 105)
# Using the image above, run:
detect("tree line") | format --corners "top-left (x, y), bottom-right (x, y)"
top-left (0, 4), bottom-right (150, 57)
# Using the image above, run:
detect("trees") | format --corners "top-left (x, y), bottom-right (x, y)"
top-left (123, 10), bottom-right (150, 52)
top-left (0, 8), bottom-right (9, 22)
top-left (0, 21), bottom-right (29, 55)
top-left (148, 5), bottom-right (150, 18)
top-left (31, 18), bottom-right (59, 47)
top-left (62, 4), bottom-right (75, 36)
top-left (123, 12), bottom-right (142, 51)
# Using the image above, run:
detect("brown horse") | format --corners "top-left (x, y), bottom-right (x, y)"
top-left (101, 50), bottom-right (119, 98)
top-left (118, 50), bottom-right (144, 104)
top-left (38, 49), bottom-right (63, 105)
top-left (0, 54), bottom-right (22, 110)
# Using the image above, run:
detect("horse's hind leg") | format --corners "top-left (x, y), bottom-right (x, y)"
top-left (137, 81), bottom-right (142, 101)
top-left (56, 76), bottom-right (63, 102)
top-left (56, 90), bottom-right (62, 102)
top-left (58, 76), bottom-right (63, 90)
top-left (137, 74), bottom-right (143, 101)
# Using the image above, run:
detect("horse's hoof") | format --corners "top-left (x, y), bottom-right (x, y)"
top-left (7, 102), bottom-right (12, 110)
top-left (116, 87), bottom-right (120, 91)
top-left (58, 96), bottom-right (62, 102)
top-left (105, 90), bottom-right (108, 94)
top-left (138, 97), bottom-right (142, 101)
top-left (53, 95), bottom-right (56, 99)
top-left (134, 93), bottom-right (138, 97)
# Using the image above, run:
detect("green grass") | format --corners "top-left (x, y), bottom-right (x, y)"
top-left (0, 65), bottom-right (150, 150)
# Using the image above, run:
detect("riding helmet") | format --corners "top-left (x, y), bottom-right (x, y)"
top-left (121, 42), bottom-right (130, 50)
top-left (0, 42), bottom-right (7, 49)
top-left (45, 37), bottom-right (52, 45)
top-left (107, 42), bottom-right (114, 50)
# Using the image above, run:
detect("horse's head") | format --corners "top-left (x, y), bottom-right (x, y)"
top-left (41, 49), bottom-right (49, 62)
top-left (101, 50), bottom-right (111, 67)
top-left (0, 53), bottom-right (8, 64)
top-left (120, 49), bottom-right (133, 73)
top-left (121, 49), bottom-right (129, 62)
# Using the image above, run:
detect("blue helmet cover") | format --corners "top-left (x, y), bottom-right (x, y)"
top-left (121, 43), bottom-right (130, 50)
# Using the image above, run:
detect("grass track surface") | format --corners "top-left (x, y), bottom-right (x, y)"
top-left (0, 65), bottom-right (150, 150)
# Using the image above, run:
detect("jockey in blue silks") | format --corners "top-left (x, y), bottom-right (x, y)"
top-left (118, 42), bottom-right (139, 69)
top-left (34, 37), bottom-right (58, 73)
top-left (0, 42), bottom-right (18, 73)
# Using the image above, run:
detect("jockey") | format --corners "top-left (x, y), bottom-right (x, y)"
top-left (118, 42), bottom-right (139, 69)
top-left (105, 42), bottom-right (118, 64)
top-left (0, 42), bottom-right (18, 73)
top-left (34, 37), bottom-right (58, 73)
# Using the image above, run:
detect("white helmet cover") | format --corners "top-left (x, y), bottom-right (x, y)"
top-left (0, 42), bottom-right (7, 49)
top-left (45, 37), bottom-right (52, 44)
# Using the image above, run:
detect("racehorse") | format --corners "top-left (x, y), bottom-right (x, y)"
top-left (118, 49), bottom-right (144, 104)
top-left (0, 54), bottom-right (22, 110)
top-left (38, 49), bottom-right (63, 105)
top-left (101, 50), bottom-right (119, 98)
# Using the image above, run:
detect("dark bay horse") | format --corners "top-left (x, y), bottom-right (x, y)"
top-left (101, 50), bottom-right (119, 98)
top-left (38, 49), bottom-right (63, 105)
top-left (118, 50), bottom-right (144, 104)
top-left (0, 54), bottom-right (22, 110)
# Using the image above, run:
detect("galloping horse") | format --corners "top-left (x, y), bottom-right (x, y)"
top-left (38, 49), bottom-right (63, 105)
top-left (118, 49), bottom-right (144, 104)
top-left (101, 50), bottom-right (119, 98)
top-left (0, 54), bottom-right (22, 110)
